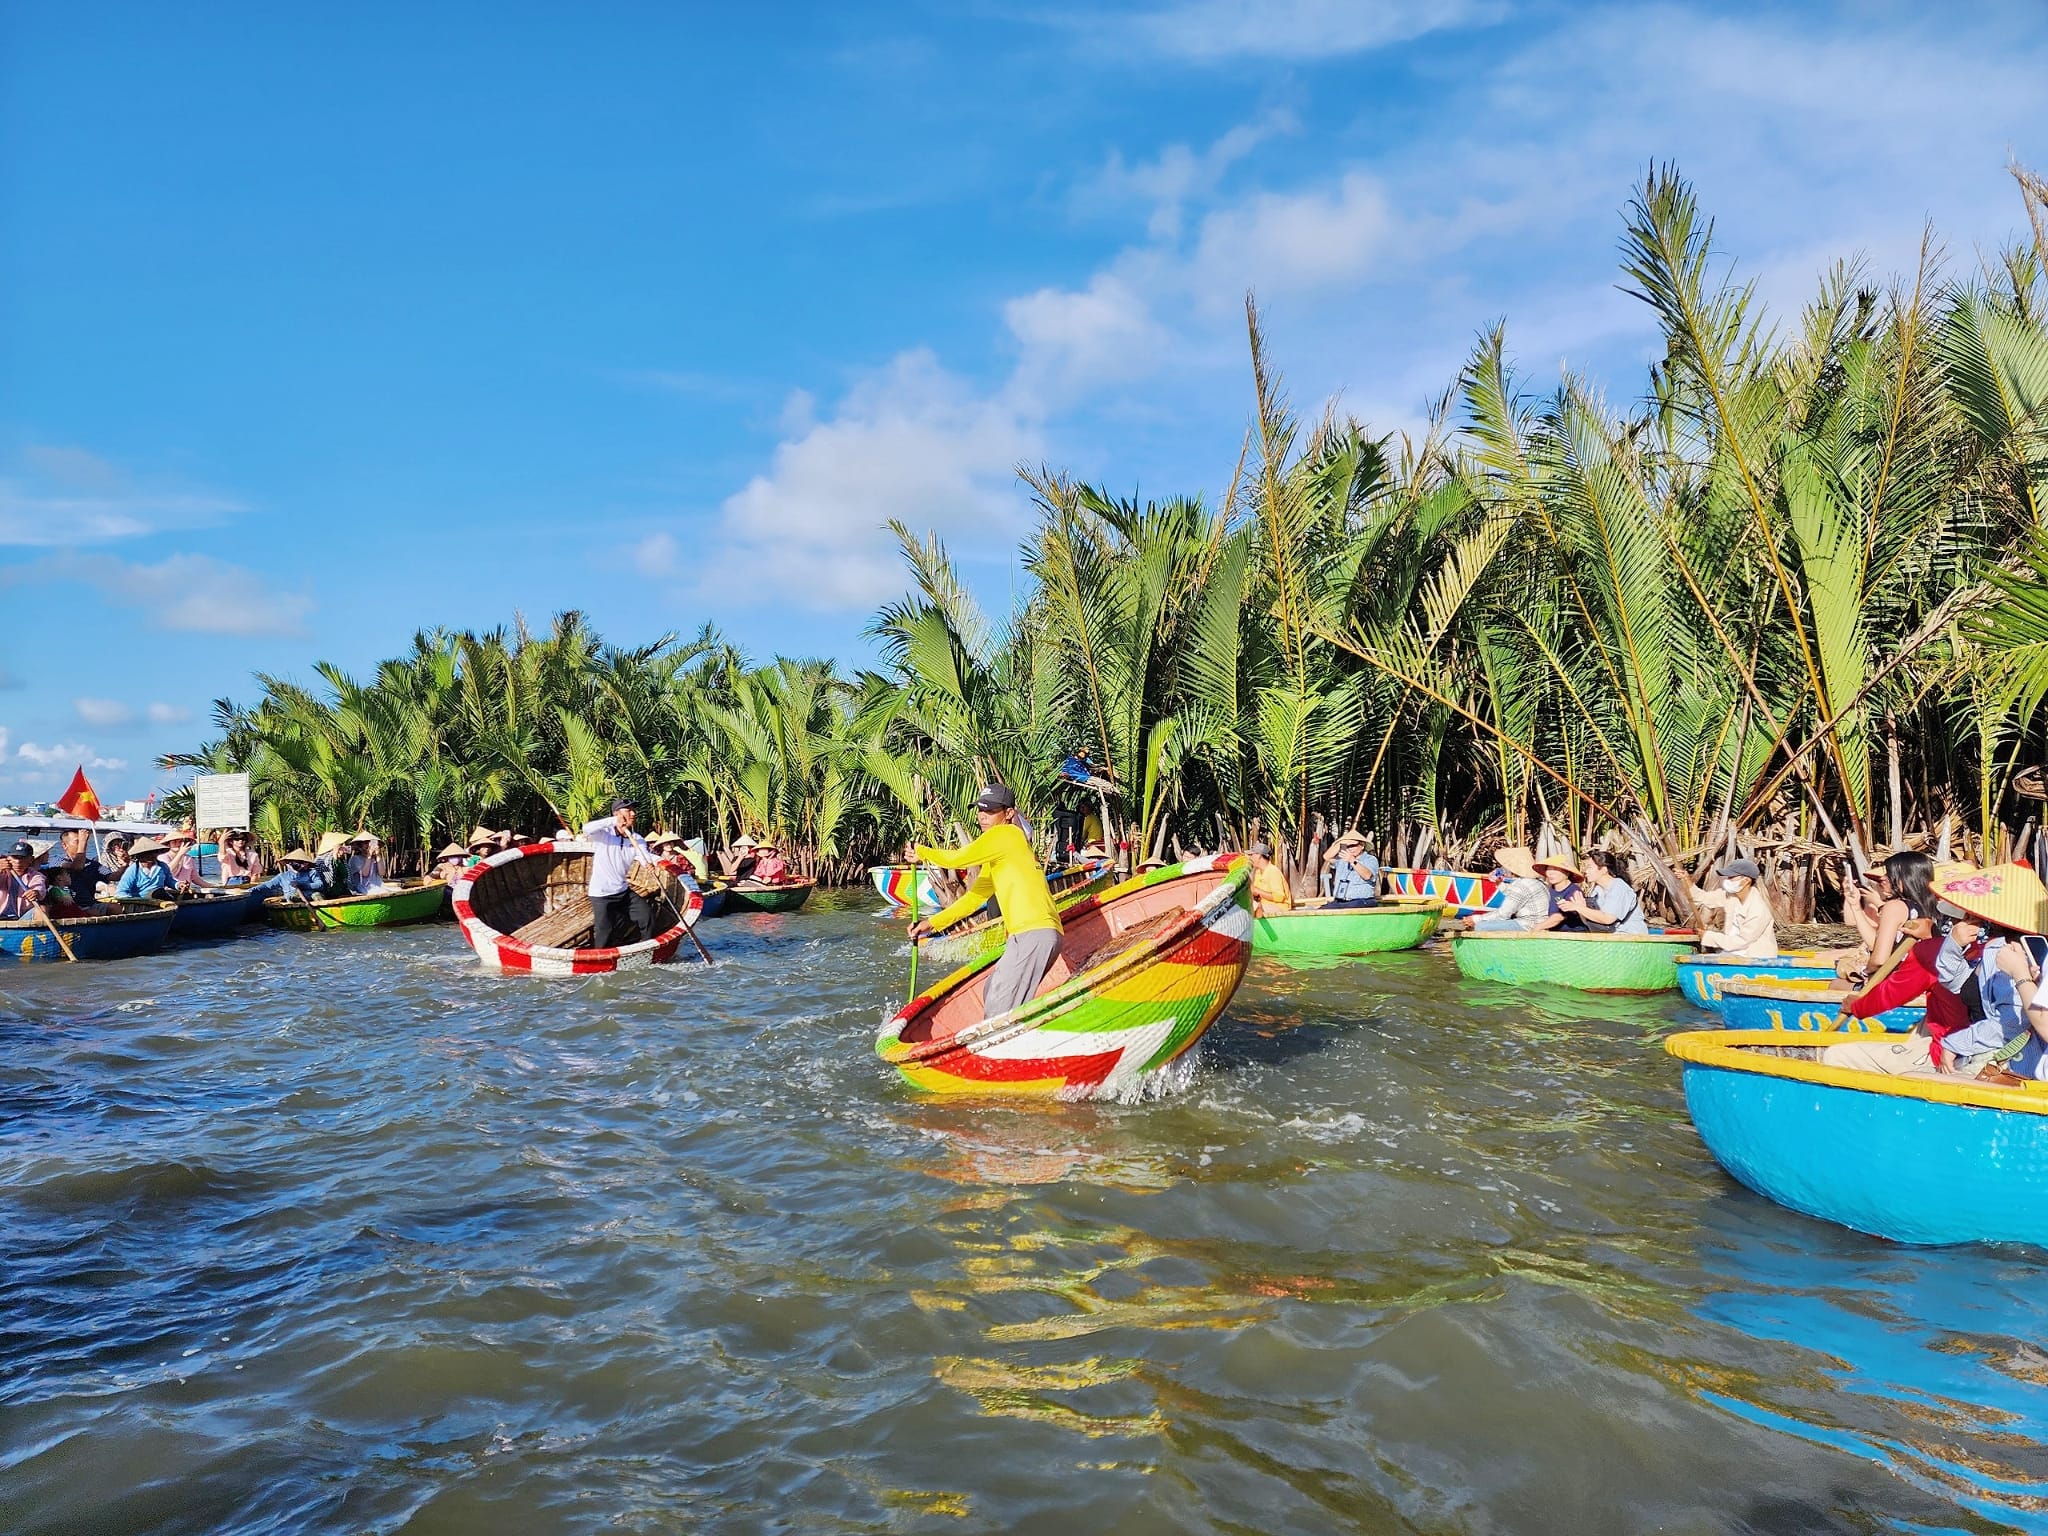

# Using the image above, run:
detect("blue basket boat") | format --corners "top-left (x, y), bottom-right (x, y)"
top-left (0, 900), bottom-right (178, 961)
top-left (168, 886), bottom-right (270, 940)
top-left (1718, 976), bottom-right (1923, 1033)
top-left (1675, 952), bottom-right (1841, 1010)
top-left (1667, 1028), bottom-right (2048, 1247)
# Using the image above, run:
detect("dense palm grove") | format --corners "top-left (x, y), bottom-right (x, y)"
top-left (163, 170), bottom-right (2048, 918)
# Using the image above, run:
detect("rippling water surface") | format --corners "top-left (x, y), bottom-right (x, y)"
top-left (4, 892), bottom-right (2046, 1533)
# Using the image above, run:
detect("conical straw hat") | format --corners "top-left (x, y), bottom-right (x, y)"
top-left (281, 848), bottom-right (314, 865)
top-left (315, 831), bottom-right (350, 858)
top-left (466, 825), bottom-right (498, 848)
top-left (1493, 845), bottom-right (1538, 881)
top-left (1933, 862), bottom-right (2048, 934)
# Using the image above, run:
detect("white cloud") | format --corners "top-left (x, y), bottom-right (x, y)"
top-left (1185, 170), bottom-right (1399, 303)
top-left (0, 445), bottom-right (242, 547)
top-left (64, 554), bottom-right (313, 636)
top-left (16, 741), bottom-right (126, 771)
top-left (146, 702), bottom-right (193, 726)
top-left (74, 697), bottom-right (135, 727)
top-left (634, 531), bottom-right (681, 577)
top-left (1005, 271), bottom-right (1171, 404)
top-left (1080, 109), bottom-right (1299, 239)
top-left (1091, 0), bottom-right (1502, 62)
top-left (696, 350), bottom-right (1040, 612)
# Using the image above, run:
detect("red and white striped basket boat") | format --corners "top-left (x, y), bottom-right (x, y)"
top-left (451, 839), bottom-right (703, 975)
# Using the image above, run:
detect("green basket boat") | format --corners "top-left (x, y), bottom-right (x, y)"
top-left (1449, 929), bottom-right (1698, 993)
top-left (1252, 897), bottom-right (1443, 956)
top-left (720, 878), bottom-right (815, 915)
top-left (264, 880), bottom-right (449, 931)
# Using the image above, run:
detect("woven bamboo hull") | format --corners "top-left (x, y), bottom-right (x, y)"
top-left (722, 880), bottom-right (814, 914)
top-left (877, 855), bottom-right (1253, 1100)
top-left (1718, 977), bottom-right (1923, 1034)
top-left (452, 841), bottom-right (703, 975)
top-left (168, 886), bottom-right (269, 939)
top-left (922, 868), bottom-right (1117, 967)
top-left (1450, 931), bottom-right (1696, 992)
top-left (1252, 898), bottom-right (1442, 956)
top-left (1676, 953), bottom-right (1840, 1010)
top-left (1385, 868), bottom-right (1504, 912)
top-left (263, 881), bottom-right (448, 931)
top-left (1668, 1028), bottom-right (2048, 1247)
top-left (697, 884), bottom-right (729, 920)
top-left (0, 901), bottom-right (177, 961)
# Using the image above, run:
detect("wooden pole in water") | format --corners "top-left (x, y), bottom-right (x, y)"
top-left (35, 903), bottom-right (77, 962)
top-left (907, 869), bottom-right (922, 1005)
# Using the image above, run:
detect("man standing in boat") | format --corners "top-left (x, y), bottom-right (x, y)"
top-left (908, 785), bottom-right (1062, 1020)
top-left (583, 797), bottom-right (658, 950)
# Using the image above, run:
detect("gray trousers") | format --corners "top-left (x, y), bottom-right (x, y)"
top-left (984, 926), bottom-right (1064, 1019)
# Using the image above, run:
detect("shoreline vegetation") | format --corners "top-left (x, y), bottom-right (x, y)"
top-left (161, 167), bottom-right (2048, 925)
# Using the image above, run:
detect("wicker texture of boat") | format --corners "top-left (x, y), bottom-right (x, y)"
top-left (265, 880), bottom-right (449, 932)
top-left (1, 900), bottom-right (177, 961)
top-left (1675, 952), bottom-right (1841, 1010)
top-left (452, 841), bottom-right (704, 975)
top-left (870, 864), bottom-right (943, 912)
top-left (1252, 897), bottom-right (1443, 956)
top-left (1385, 868), bottom-right (1504, 912)
top-left (1667, 1027), bottom-right (2048, 1247)
top-left (168, 885), bottom-right (270, 940)
top-left (1450, 929), bottom-right (1697, 992)
top-left (877, 854), bottom-right (1253, 1100)
top-left (1719, 976), bottom-right (1923, 1034)
top-left (721, 879), bottom-right (815, 914)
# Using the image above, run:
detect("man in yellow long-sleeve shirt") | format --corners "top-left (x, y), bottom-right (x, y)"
top-left (908, 784), bottom-right (1063, 1019)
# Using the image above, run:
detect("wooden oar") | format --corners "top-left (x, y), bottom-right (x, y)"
top-left (668, 880), bottom-right (716, 966)
top-left (1829, 937), bottom-right (1915, 1030)
top-left (34, 903), bottom-right (77, 962)
top-left (907, 870), bottom-right (922, 1005)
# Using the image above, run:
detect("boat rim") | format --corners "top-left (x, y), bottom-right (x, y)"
top-left (262, 878), bottom-right (446, 911)
top-left (883, 855), bottom-right (1250, 1064)
top-left (1, 899), bottom-right (178, 929)
top-left (452, 840), bottom-right (700, 962)
top-left (1452, 929), bottom-right (1697, 944)
top-left (1256, 896), bottom-right (1442, 920)
top-left (1675, 950), bottom-right (1827, 967)
top-left (1665, 1027), bottom-right (2048, 1114)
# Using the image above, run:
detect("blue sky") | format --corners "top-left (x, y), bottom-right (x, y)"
top-left (3, 0), bottom-right (2044, 804)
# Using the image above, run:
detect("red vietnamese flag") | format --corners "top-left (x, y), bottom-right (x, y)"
top-left (55, 766), bottom-right (102, 822)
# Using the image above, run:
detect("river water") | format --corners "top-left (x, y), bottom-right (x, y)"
top-left (3, 893), bottom-right (2044, 1534)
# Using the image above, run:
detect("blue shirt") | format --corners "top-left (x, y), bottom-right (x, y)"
top-left (1329, 851), bottom-right (1380, 902)
top-left (117, 861), bottom-right (179, 900)
top-left (1592, 877), bottom-right (1650, 935)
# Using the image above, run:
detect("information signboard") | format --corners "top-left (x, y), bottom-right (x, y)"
top-left (192, 772), bottom-right (252, 830)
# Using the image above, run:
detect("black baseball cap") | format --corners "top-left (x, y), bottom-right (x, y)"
top-left (611, 796), bottom-right (637, 812)
top-left (974, 785), bottom-right (1016, 811)
top-left (8, 841), bottom-right (34, 859)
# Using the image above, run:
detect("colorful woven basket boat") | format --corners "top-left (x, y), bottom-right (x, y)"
top-left (1450, 929), bottom-right (1697, 992)
top-left (1675, 952), bottom-right (1841, 1010)
top-left (920, 866), bottom-right (1117, 966)
top-left (453, 841), bottom-right (703, 974)
top-left (265, 880), bottom-right (448, 932)
top-left (1667, 1027), bottom-right (2048, 1247)
top-left (722, 879), bottom-right (814, 914)
top-left (0, 900), bottom-right (178, 961)
top-left (1251, 897), bottom-right (1443, 956)
top-left (1718, 976), bottom-right (1923, 1034)
top-left (1385, 867), bottom-right (1504, 912)
top-left (876, 854), bottom-right (1253, 1100)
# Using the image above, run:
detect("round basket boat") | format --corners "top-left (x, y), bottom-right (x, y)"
top-left (1675, 951), bottom-right (1840, 1010)
top-left (1718, 975), bottom-right (1923, 1034)
top-left (0, 899), bottom-right (178, 961)
top-left (452, 840), bottom-right (703, 975)
top-left (1252, 897), bottom-right (1443, 957)
top-left (264, 880), bottom-right (448, 932)
top-left (1667, 1027), bottom-right (2048, 1247)
top-left (878, 854), bottom-right (1253, 1100)
top-left (871, 864), bottom-right (943, 913)
top-left (1385, 868), bottom-right (1504, 912)
top-left (1450, 929), bottom-right (1697, 993)
top-left (722, 879), bottom-right (815, 915)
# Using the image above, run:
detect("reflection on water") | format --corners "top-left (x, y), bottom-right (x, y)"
top-left (2, 899), bottom-right (2045, 1533)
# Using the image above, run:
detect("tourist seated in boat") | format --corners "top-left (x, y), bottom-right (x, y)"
top-left (217, 829), bottom-right (264, 885)
top-left (908, 784), bottom-right (1063, 1020)
top-left (1462, 846), bottom-right (1549, 931)
top-left (429, 843), bottom-right (470, 883)
top-left (1246, 841), bottom-right (1293, 915)
top-left (115, 838), bottom-right (182, 901)
top-left (647, 831), bottom-right (701, 892)
top-left (163, 828), bottom-right (203, 886)
top-left (254, 848), bottom-right (325, 902)
top-left (1821, 862), bottom-right (2047, 1084)
top-left (1557, 849), bottom-right (1650, 935)
top-left (312, 832), bottom-right (352, 896)
top-left (583, 798), bottom-right (660, 949)
top-left (1833, 848), bottom-right (1935, 982)
top-left (1, 841), bottom-right (47, 920)
top-left (1323, 830), bottom-right (1380, 909)
top-left (1687, 858), bottom-right (1777, 957)
top-left (745, 841), bottom-right (792, 884)
top-left (1073, 840), bottom-right (1112, 872)
top-left (463, 826), bottom-right (502, 865)
top-left (719, 835), bottom-right (760, 881)
top-left (1533, 855), bottom-right (1591, 932)
top-left (46, 829), bottom-right (109, 913)
top-left (342, 833), bottom-right (394, 895)
top-left (99, 832), bottom-right (131, 889)
top-left (40, 864), bottom-right (89, 918)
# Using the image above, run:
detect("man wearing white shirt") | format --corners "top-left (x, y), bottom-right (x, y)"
top-left (583, 797), bottom-right (657, 949)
